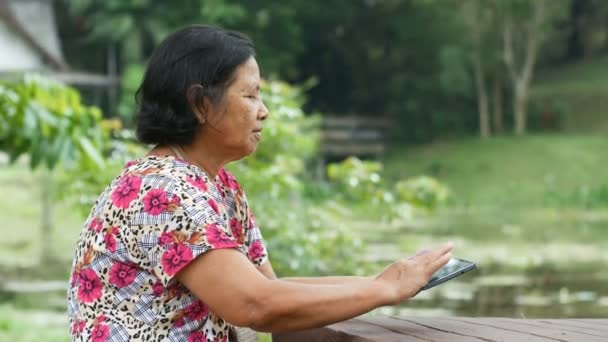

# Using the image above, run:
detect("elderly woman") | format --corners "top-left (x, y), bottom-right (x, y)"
top-left (67, 25), bottom-right (453, 341)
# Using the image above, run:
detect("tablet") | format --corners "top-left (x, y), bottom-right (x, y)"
top-left (421, 257), bottom-right (477, 291)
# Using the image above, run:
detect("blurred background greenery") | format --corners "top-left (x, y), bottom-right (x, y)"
top-left (1, 0), bottom-right (607, 341)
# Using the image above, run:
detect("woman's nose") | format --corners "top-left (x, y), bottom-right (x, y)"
top-left (259, 102), bottom-right (269, 121)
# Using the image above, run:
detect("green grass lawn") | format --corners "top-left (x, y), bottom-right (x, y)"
top-left (376, 134), bottom-right (608, 270)
top-left (0, 162), bottom-right (83, 270)
top-left (533, 56), bottom-right (608, 132)
top-left (382, 134), bottom-right (608, 208)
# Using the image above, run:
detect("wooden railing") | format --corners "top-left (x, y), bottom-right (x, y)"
top-left (273, 316), bottom-right (608, 341)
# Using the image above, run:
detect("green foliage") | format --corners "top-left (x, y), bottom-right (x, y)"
top-left (61, 0), bottom-right (246, 61)
top-left (117, 63), bottom-right (145, 124)
top-left (395, 176), bottom-right (449, 210)
top-left (326, 157), bottom-right (386, 203)
top-left (56, 131), bottom-right (146, 217)
top-left (228, 80), bottom-right (369, 276)
top-left (0, 75), bottom-right (108, 171)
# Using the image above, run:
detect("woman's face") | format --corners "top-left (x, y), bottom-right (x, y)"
top-left (201, 57), bottom-right (269, 159)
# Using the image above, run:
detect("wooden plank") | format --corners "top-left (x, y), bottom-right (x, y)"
top-left (359, 316), bottom-right (487, 341)
top-left (488, 318), bottom-right (608, 340)
top-left (323, 117), bottom-right (391, 129)
top-left (399, 317), bottom-right (557, 342)
top-left (447, 318), bottom-right (607, 342)
top-left (323, 130), bottom-right (384, 141)
top-left (335, 319), bottom-right (428, 342)
top-left (272, 327), bottom-right (369, 342)
top-left (273, 319), bottom-right (424, 342)
top-left (321, 143), bottom-right (385, 155)
top-left (276, 317), bottom-right (608, 341)
top-left (538, 319), bottom-right (608, 334)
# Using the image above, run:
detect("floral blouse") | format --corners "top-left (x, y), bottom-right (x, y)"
top-left (67, 155), bottom-right (268, 341)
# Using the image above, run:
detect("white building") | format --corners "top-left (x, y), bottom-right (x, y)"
top-left (0, 0), bottom-right (67, 74)
top-left (0, 0), bottom-right (118, 109)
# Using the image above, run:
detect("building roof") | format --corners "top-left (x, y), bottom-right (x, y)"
top-left (0, 0), bottom-right (68, 71)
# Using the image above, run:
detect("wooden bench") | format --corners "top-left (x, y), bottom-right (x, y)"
top-left (273, 316), bottom-right (608, 341)
top-left (321, 116), bottom-right (390, 160)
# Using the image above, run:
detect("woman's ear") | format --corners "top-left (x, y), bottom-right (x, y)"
top-left (187, 84), bottom-right (207, 125)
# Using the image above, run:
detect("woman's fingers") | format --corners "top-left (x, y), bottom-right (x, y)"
top-left (429, 251), bottom-right (453, 272)
top-left (420, 242), bottom-right (453, 262)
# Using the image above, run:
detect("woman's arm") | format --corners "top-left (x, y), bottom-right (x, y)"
top-left (177, 243), bottom-right (452, 333)
top-left (257, 260), bottom-right (370, 284)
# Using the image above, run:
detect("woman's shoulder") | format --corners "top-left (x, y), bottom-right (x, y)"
top-left (121, 155), bottom-right (205, 184)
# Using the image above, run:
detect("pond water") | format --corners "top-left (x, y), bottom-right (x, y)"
top-left (366, 207), bottom-right (608, 318)
top-left (369, 271), bottom-right (608, 319)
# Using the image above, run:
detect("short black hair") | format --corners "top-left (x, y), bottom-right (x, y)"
top-left (135, 25), bottom-right (255, 145)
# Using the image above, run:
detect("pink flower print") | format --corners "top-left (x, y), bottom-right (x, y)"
top-left (173, 316), bottom-right (185, 328)
top-left (152, 280), bottom-right (164, 297)
top-left (161, 244), bottom-right (193, 276)
top-left (71, 319), bottom-right (85, 335)
top-left (109, 261), bottom-right (137, 288)
top-left (229, 218), bottom-right (242, 241)
top-left (248, 209), bottom-right (257, 229)
top-left (70, 270), bottom-right (79, 287)
top-left (248, 240), bottom-right (265, 261)
top-left (91, 323), bottom-right (110, 342)
top-left (167, 195), bottom-right (181, 212)
top-left (104, 233), bottom-right (116, 252)
top-left (206, 223), bottom-right (238, 249)
top-left (158, 231), bottom-right (174, 245)
top-left (215, 182), bottom-right (225, 198)
top-left (143, 189), bottom-right (169, 215)
top-left (218, 169), bottom-right (239, 190)
top-left (111, 175), bottom-right (142, 209)
top-left (77, 268), bottom-right (103, 303)
top-left (208, 199), bottom-right (219, 214)
top-left (104, 226), bottom-right (119, 252)
top-left (88, 217), bottom-right (103, 232)
top-left (188, 331), bottom-right (207, 342)
top-left (184, 300), bottom-right (209, 321)
top-left (186, 175), bottom-right (208, 191)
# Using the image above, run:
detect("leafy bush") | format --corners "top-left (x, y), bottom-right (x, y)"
top-left (395, 176), bottom-right (450, 210)
top-left (327, 157), bottom-right (385, 202)
top-left (0, 75), bottom-right (109, 170)
top-left (228, 80), bottom-right (370, 276)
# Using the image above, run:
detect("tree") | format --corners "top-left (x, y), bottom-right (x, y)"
top-left (0, 76), bottom-right (109, 261)
top-left (463, 0), bottom-right (492, 138)
top-left (499, 0), bottom-right (549, 135)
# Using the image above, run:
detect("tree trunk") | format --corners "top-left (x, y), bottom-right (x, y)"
top-left (473, 52), bottom-right (491, 138)
top-left (466, 0), bottom-right (491, 139)
top-left (492, 76), bottom-right (504, 134)
top-left (514, 83), bottom-right (528, 135)
top-left (40, 170), bottom-right (54, 262)
top-left (502, 0), bottom-right (546, 136)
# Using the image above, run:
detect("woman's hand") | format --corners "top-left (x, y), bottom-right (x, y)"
top-left (373, 242), bottom-right (453, 305)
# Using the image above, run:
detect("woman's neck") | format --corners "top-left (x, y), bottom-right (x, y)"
top-left (169, 142), bottom-right (228, 179)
